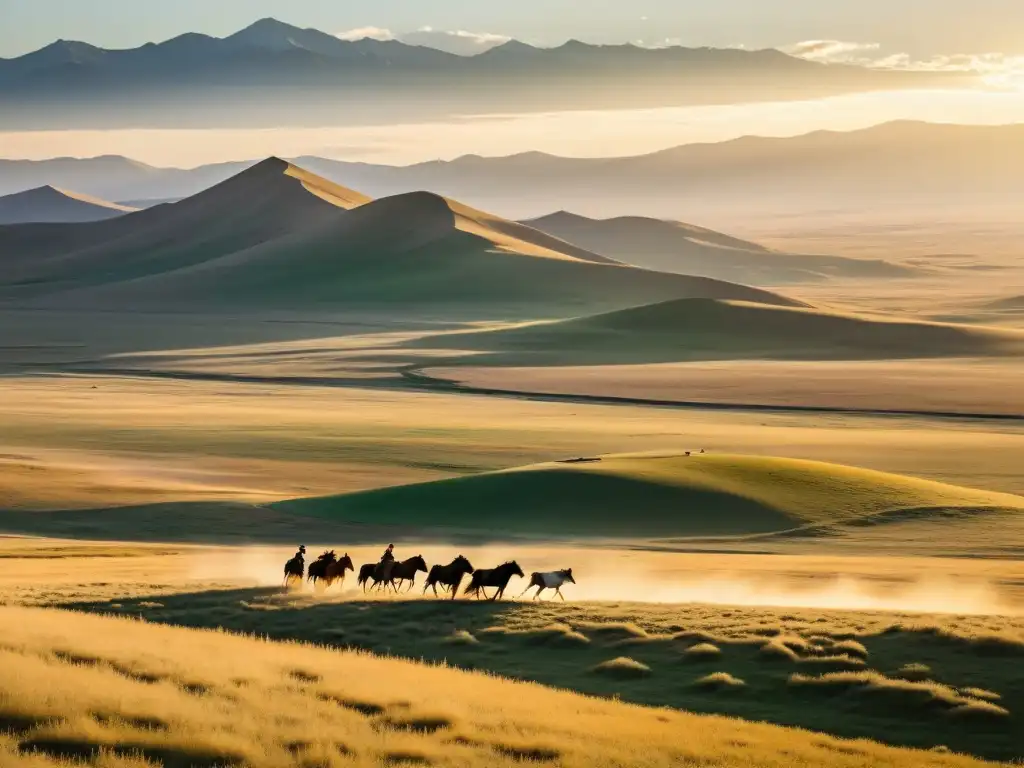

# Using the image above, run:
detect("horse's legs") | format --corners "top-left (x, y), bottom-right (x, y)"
top-left (534, 585), bottom-right (545, 600)
top-left (556, 587), bottom-right (565, 601)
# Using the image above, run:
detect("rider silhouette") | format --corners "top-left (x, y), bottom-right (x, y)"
top-left (380, 543), bottom-right (395, 563)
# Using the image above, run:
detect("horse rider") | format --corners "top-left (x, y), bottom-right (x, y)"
top-left (380, 543), bottom-right (395, 564)
top-left (295, 545), bottom-right (306, 560)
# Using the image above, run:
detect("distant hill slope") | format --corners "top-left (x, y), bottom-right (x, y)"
top-left (412, 297), bottom-right (1024, 364)
top-left (524, 211), bottom-right (916, 283)
top-left (0, 185), bottom-right (136, 224)
top-left (0, 158), bottom-right (368, 295)
top-left (0, 159), bottom-right (800, 317)
top-left (275, 452), bottom-right (1024, 539)
top-left (1, 122), bottom-right (1013, 223)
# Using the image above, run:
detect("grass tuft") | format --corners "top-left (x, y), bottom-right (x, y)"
top-left (682, 643), bottom-right (722, 662)
top-left (590, 657), bottom-right (651, 679)
top-left (694, 672), bottom-right (746, 691)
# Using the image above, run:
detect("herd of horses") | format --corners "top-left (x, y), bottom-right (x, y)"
top-left (282, 547), bottom-right (575, 601)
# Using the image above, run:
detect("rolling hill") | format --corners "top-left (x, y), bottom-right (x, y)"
top-left (409, 297), bottom-right (1024, 365)
top-left (0, 158), bottom-right (369, 294)
top-left (0, 185), bottom-right (136, 224)
top-left (524, 211), bottom-right (916, 283)
top-left (275, 452), bottom-right (1024, 540)
top-left (0, 159), bottom-right (801, 317)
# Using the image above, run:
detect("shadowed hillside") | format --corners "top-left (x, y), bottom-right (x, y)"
top-left (0, 161), bottom-right (801, 318)
top-left (0, 186), bottom-right (136, 224)
top-left (525, 211), bottom-right (917, 284)
top-left (0, 158), bottom-right (368, 296)
top-left (415, 297), bottom-right (1024, 364)
top-left (275, 453), bottom-right (1024, 540)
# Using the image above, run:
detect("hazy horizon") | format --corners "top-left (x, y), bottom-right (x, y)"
top-left (4, 88), bottom-right (1024, 167)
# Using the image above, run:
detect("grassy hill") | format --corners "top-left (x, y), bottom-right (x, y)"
top-left (414, 297), bottom-right (1024, 364)
top-left (524, 211), bottom-right (917, 284)
top-left (275, 453), bottom-right (1024, 540)
top-left (0, 185), bottom-right (136, 225)
top-left (0, 604), bottom-right (1001, 768)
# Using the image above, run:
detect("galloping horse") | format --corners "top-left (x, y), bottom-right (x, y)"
top-left (520, 568), bottom-right (575, 601)
top-left (383, 555), bottom-right (429, 592)
top-left (321, 553), bottom-right (354, 591)
top-left (464, 561), bottom-right (525, 601)
top-left (359, 556), bottom-right (427, 592)
top-left (423, 555), bottom-right (474, 599)
top-left (282, 545), bottom-right (306, 587)
top-left (307, 551), bottom-right (337, 590)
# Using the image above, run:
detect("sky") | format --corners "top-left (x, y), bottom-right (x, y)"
top-left (7, 89), bottom-right (1024, 167)
top-left (3, 0), bottom-right (1024, 59)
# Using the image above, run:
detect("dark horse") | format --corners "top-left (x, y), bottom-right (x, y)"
top-left (321, 553), bottom-right (354, 591)
top-left (423, 555), bottom-right (474, 599)
top-left (358, 556), bottom-right (427, 593)
top-left (282, 545), bottom-right (306, 587)
top-left (463, 561), bottom-right (524, 601)
top-left (387, 555), bottom-right (429, 592)
top-left (307, 551), bottom-right (338, 590)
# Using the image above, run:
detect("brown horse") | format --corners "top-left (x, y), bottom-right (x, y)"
top-left (463, 561), bottom-right (525, 601)
top-left (282, 545), bottom-right (306, 588)
top-left (321, 553), bottom-right (354, 591)
top-left (307, 551), bottom-right (337, 589)
top-left (358, 556), bottom-right (427, 593)
top-left (384, 555), bottom-right (429, 592)
top-left (423, 555), bottom-right (474, 599)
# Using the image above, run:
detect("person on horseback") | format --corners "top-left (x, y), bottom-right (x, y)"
top-left (380, 543), bottom-right (395, 563)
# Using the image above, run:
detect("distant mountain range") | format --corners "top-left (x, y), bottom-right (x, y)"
top-left (0, 18), bottom-right (962, 130)
top-left (2, 122), bottom-right (1020, 224)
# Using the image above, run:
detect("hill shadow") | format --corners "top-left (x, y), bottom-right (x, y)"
top-left (65, 585), bottom-right (1023, 762)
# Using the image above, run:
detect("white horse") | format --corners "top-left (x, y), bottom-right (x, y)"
top-left (520, 568), bottom-right (575, 600)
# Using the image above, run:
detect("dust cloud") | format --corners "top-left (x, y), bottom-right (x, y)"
top-left (186, 544), bottom-right (1022, 617)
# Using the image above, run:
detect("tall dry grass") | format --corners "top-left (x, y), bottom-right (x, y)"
top-left (0, 606), bottom-right (1001, 768)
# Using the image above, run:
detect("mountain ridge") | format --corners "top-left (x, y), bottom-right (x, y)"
top-left (0, 19), bottom-right (964, 131)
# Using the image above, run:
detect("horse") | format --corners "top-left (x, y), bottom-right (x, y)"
top-left (359, 556), bottom-right (427, 593)
top-left (519, 568), bottom-right (575, 601)
top-left (358, 558), bottom-right (399, 592)
top-left (423, 555), bottom-right (474, 599)
top-left (464, 561), bottom-right (525, 601)
top-left (321, 553), bottom-right (354, 591)
top-left (307, 551), bottom-right (337, 590)
top-left (282, 546), bottom-right (306, 587)
top-left (383, 555), bottom-right (429, 592)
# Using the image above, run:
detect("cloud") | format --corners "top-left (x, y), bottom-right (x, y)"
top-left (336, 27), bottom-right (394, 42)
top-left (336, 26), bottom-right (510, 56)
top-left (400, 27), bottom-right (511, 56)
top-left (781, 40), bottom-right (881, 64)
top-left (781, 40), bottom-right (1024, 85)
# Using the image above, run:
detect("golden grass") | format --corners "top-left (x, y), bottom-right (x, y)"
top-left (694, 672), bottom-right (746, 690)
top-left (682, 643), bottom-right (722, 661)
top-left (1, 606), bottom-right (1001, 768)
top-left (5, 374), bottom-right (1024, 522)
